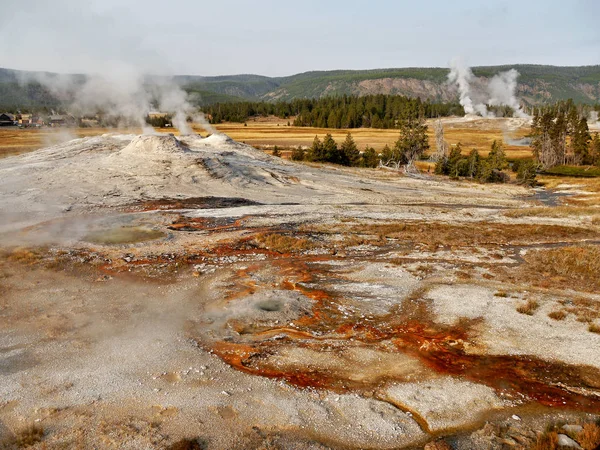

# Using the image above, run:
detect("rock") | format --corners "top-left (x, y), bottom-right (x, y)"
top-left (424, 441), bottom-right (452, 450)
top-left (500, 437), bottom-right (519, 447)
top-left (556, 434), bottom-right (582, 449)
top-left (511, 414), bottom-right (521, 421)
top-left (562, 424), bottom-right (583, 434)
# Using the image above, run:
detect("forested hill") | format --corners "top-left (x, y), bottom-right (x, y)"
top-left (174, 65), bottom-right (600, 106)
top-left (268, 66), bottom-right (600, 104)
top-left (1, 65), bottom-right (600, 112)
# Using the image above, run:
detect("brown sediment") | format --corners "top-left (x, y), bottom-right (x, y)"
top-left (391, 324), bottom-right (600, 411)
top-left (314, 221), bottom-right (600, 247)
top-left (9, 221), bottom-right (600, 414)
top-left (167, 216), bottom-right (248, 232)
top-left (199, 255), bottom-right (600, 414)
top-left (123, 196), bottom-right (261, 212)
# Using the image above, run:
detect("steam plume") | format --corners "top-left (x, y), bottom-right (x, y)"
top-left (487, 69), bottom-right (527, 118)
top-left (447, 59), bottom-right (527, 118)
top-left (448, 59), bottom-right (484, 116)
top-left (19, 68), bottom-right (204, 135)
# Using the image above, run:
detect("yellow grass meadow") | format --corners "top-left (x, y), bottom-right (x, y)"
top-left (0, 115), bottom-right (534, 160)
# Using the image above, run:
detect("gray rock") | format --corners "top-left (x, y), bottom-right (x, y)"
top-left (562, 424), bottom-right (583, 434)
top-left (557, 434), bottom-right (582, 449)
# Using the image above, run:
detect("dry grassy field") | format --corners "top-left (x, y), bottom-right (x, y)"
top-left (193, 115), bottom-right (534, 159)
top-left (0, 115), bottom-right (534, 160)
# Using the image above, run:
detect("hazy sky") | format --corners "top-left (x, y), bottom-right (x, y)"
top-left (0, 0), bottom-right (598, 76)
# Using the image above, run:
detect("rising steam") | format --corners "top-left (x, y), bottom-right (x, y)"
top-left (18, 67), bottom-right (214, 136)
top-left (448, 59), bottom-right (527, 118)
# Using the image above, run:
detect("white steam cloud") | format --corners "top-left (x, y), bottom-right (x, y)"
top-left (448, 59), bottom-right (527, 118)
top-left (18, 68), bottom-right (210, 135)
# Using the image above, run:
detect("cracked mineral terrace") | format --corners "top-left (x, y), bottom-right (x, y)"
top-left (0, 133), bottom-right (599, 449)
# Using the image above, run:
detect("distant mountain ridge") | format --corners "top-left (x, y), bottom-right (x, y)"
top-left (1, 65), bottom-right (599, 111)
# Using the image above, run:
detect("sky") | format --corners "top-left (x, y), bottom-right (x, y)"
top-left (0, 0), bottom-right (598, 77)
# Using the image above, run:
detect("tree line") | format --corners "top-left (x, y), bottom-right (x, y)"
top-left (530, 99), bottom-right (600, 168)
top-left (204, 95), bottom-right (465, 128)
top-left (429, 118), bottom-right (537, 185)
top-left (434, 140), bottom-right (536, 185)
top-left (291, 133), bottom-right (379, 168)
top-left (290, 116), bottom-right (430, 169)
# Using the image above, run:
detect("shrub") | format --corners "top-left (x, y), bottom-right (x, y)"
top-left (520, 246), bottom-right (600, 292)
top-left (543, 165), bottom-right (600, 178)
top-left (517, 159), bottom-right (539, 186)
top-left (531, 431), bottom-right (558, 450)
top-left (512, 159), bottom-right (522, 173)
top-left (479, 162), bottom-right (510, 183)
top-left (14, 424), bottom-right (44, 448)
top-left (167, 438), bottom-right (207, 450)
top-left (517, 299), bottom-right (540, 315)
top-left (291, 147), bottom-right (305, 161)
top-left (548, 310), bottom-right (567, 321)
top-left (589, 323), bottom-right (600, 334)
top-left (579, 423), bottom-right (600, 450)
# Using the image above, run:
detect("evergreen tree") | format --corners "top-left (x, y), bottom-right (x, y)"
top-left (327, 111), bottom-right (338, 129)
top-left (434, 157), bottom-right (449, 175)
top-left (531, 110), bottom-right (557, 168)
top-left (530, 100), bottom-right (597, 167)
top-left (397, 117), bottom-right (429, 167)
top-left (446, 143), bottom-right (464, 178)
top-left (455, 159), bottom-right (471, 177)
top-left (487, 140), bottom-right (507, 171)
top-left (380, 144), bottom-right (393, 166)
top-left (204, 95), bottom-right (462, 129)
top-left (516, 160), bottom-right (538, 186)
top-left (466, 149), bottom-right (481, 178)
top-left (322, 134), bottom-right (340, 164)
top-left (572, 117), bottom-right (591, 164)
top-left (435, 145), bottom-right (481, 179)
top-left (307, 135), bottom-right (324, 162)
top-left (591, 133), bottom-right (600, 166)
top-left (384, 117), bottom-right (429, 170)
top-left (552, 111), bottom-right (568, 165)
top-left (478, 141), bottom-right (509, 183)
top-left (361, 146), bottom-right (380, 168)
top-left (291, 146), bottom-right (305, 161)
top-left (340, 133), bottom-right (360, 166)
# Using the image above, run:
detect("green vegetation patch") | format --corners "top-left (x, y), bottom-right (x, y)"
top-left (543, 165), bottom-right (600, 178)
